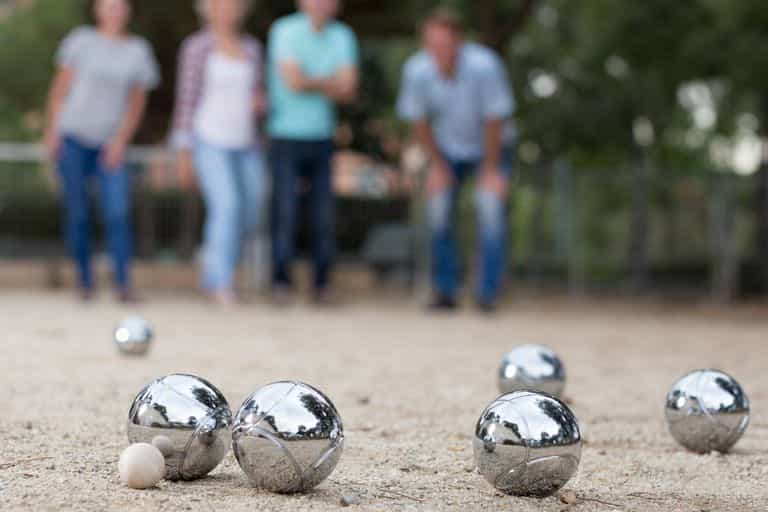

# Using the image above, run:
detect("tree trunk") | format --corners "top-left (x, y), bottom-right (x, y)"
top-left (476, 0), bottom-right (539, 54)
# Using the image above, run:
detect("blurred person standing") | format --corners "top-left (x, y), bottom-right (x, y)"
top-left (171, 0), bottom-right (267, 307)
top-left (43, 0), bottom-right (160, 303)
top-left (267, 0), bottom-right (359, 305)
top-left (397, 8), bottom-right (516, 314)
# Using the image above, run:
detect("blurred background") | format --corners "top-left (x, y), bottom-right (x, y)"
top-left (1, 0), bottom-right (767, 303)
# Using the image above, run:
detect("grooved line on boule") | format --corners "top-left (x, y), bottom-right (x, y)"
top-left (244, 424), bottom-right (305, 490)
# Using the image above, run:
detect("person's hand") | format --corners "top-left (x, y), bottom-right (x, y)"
top-left (43, 130), bottom-right (61, 162)
top-left (283, 65), bottom-right (309, 92)
top-left (479, 162), bottom-right (508, 198)
top-left (177, 150), bottom-right (196, 191)
top-left (426, 159), bottom-right (453, 197)
top-left (322, 76), bottom-right (349, 98)
top-left (253, 90), bottom-right (268, 117)
top-left (102, 139), bottom-right (127, 172)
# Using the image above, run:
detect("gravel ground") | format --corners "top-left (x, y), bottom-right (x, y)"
top-left (1, 291), bottom-right (767, 511)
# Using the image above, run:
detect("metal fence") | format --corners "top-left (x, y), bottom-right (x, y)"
top-left (0, 143), bottom-right (764, 299)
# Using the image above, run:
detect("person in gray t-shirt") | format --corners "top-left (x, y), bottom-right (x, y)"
top-left (43, 0), bottom-right (160, 302)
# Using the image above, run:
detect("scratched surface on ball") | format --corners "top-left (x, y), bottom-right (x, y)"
top-left (474, 391), bottom-right (582, 497)
top-left (498, 344), bottom-right (566, 397)
top-left (127, 374), bottom-right (232, 481)
top-left (232, 381), bottom-right (344, 493)
top-left (665, 369), bottom-right (750, 454)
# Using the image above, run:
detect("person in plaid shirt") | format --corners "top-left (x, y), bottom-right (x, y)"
top-left (171, 0), bottom-right (267, 307)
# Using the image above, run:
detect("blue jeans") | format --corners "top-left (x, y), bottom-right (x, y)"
top-left (57, 135), bottom-right (132, 290)
top-left (194, 141), bottom-right (266, 291)
top-left (428, 151), bottom-right (513, 303)
top-left (270, 139), bottom-right (335, 290)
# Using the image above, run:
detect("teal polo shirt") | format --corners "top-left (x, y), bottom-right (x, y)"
top-left (267, 13), bottom-right (359, 140)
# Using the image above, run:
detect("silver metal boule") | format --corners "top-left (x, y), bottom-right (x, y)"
top-left (474, 391), bottom-right (582, 498)
top-left (665, 369), bottom-right (750, 454)
top-left (232, 381), bottom-right (344, 494)
top-left (498, 344), bottom-right (566, 397)
top-left (114, 316), bottom-right (153, 356)
top-left (127, 374), bottom-right (232, 481)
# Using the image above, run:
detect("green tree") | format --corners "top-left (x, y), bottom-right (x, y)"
top-left (511, 0), bottom-right (723, 291)
top-left (0, 0), bottom-right (85, 139)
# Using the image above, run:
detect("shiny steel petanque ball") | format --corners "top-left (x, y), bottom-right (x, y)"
top-left (665, 369), bottom-right (750, 454)
top-left (474, 391), bottom-right (582, 498)
top-left (232, 381), bottom-right (344, 494)
top-left (114, 316), bottom-right (153, 356)
top-left (127, 374), bottom-right (232, 481)
top-left (498, 344), bottom-right (566, 397)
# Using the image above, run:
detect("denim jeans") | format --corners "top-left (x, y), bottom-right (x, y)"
top-left (269, 139), bottom-right (335, 290)
top-left (57, 135), bottom-right (132, 290)
top-left (194, 141), bottom-right (266, 291)
top-left (428, 150), bottom-right (513, 303)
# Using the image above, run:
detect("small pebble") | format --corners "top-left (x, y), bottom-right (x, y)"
top-left (357, 396), bottom-right (371, 406)
top-left (340, 493), bottom-right (361, 507)
top-left (560, 490), bottom-right (578, 505)
top-left (119, 443), bottom-right (165, 489)
top-left (24, 421), bottom-right (33, 430)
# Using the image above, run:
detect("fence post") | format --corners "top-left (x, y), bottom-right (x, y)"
top-left (178, 194), bottom-right (201, 261)
top-left (553, 159), bottom-right (570, 262)
top-left (756, 162), bottom-right (768, 292)
top-left (134, 169), bottom-right (156, 259)
top-left (553, 159), bottom-right (585, 296)
top-left (710, 171), bottom-right (739, 303)
top-left (528, 160), bottom-right (550, 286)
top-left (628, 153), bottom-right (651, 293)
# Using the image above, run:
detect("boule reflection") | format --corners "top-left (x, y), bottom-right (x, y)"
top-left (498, 344), bottom-right (566, 397)
top-left (127, 373), bottom-right (232, 480)
top-left (665, 369), bottom-right (750, 454)
top-left (232, 381), bottom-right (344, 493)
top-left (473, 391), bottom-right (582, 498)
top-left (114, 316), bottom-right (153, 356)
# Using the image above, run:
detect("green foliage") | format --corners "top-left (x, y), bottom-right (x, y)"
top-left (0, 0), bottom-right (86, 139)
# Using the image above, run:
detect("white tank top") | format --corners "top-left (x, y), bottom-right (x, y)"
top-left (194, 52), bottom-right (256, 149)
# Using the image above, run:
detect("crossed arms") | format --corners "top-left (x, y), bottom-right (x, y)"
top-left (279, 60), bottom-right (358, 104)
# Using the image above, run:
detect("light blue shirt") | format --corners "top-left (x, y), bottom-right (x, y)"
top-left (397, 42), bottom-right (516, 162)
top-left (267, 13), bottom-right (359, 140)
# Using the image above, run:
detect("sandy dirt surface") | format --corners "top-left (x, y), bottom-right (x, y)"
top-left (1, 291), bottom-right (767, 511)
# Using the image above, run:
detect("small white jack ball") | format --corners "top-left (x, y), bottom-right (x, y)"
top-left (119, 443), bottom-right (165, 489)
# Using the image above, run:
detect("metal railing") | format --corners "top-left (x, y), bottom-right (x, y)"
top-left (0, 142), bottom-right (764, 299)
